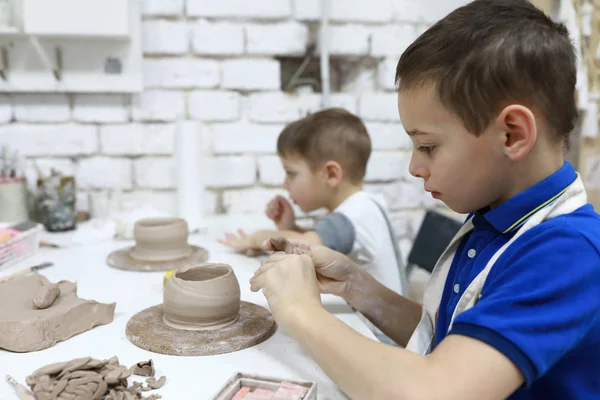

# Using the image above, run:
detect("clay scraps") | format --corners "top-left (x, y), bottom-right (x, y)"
top-left (26, 356), bottom-right (166, 400)
top-left (130, 360), bottom-right (155, 377)
top-left (232, 382), bottom-right (308, 400)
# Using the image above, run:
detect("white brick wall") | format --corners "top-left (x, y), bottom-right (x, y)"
top-left (189, 91), bottom-right (241, 122)
top-left (143, 59), bottom-right (220, 89)
top-left (246, 22), bottom-right (308, 55)
top-left (73, 95), bottom-right (129, 123)
top-left (192, 20), bottom-right (245, 55)
top-left (0, 0), bottom-right (464, 246)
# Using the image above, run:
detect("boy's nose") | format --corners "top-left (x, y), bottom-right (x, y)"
top-left (408, 154), bottom-right (429, 180)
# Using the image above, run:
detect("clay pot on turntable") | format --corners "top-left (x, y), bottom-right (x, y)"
top-left (162, 263), bottom-right (241, 330)
top-left (129, 217), bottom-right (192, 262)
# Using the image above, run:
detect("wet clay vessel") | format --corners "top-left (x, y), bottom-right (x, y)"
top-left (107, 217), bottom-right (208, 272)
top-left (126, 264), bottom-right (277, 356)
top-left (163, 263), bottom-right (241, 331)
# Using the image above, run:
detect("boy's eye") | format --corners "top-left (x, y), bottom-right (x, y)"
top-left (418, 145), bottom-right (436, 154)
top-left (286, 171), bottom-right (296, 177)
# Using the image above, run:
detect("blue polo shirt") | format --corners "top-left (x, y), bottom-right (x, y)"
top-left (435, 162), bottom-right (600, 399)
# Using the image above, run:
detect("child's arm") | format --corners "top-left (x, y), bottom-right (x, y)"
top-left (218, 229), bottom-right (322, 255)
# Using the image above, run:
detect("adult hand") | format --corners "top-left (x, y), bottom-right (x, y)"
top-left (265, 195), bottom-right (296, 231)
top-left (262, 236), bottom-right (362, 300)
top-left (250, 252), bottom-right (323, 329)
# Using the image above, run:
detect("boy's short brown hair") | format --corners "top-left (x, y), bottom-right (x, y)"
top-left (277, 108), bottom-right (371, 183)
top-left (395, 0), bottom-right (578, 144)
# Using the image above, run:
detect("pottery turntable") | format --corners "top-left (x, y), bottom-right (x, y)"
top-left (107, 217), bottom-right (209, 272)
top-left (126, 263), bottom-right (277, 356)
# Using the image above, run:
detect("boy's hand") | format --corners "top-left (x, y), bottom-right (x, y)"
top-left (250, 252), bottom-right (323, 329)
top-left (265, 195), bottom-right (296, 230)
top-left (218, 229), bottom-right (262, 257)
top-left (262, 236), bottom-right (361, 300)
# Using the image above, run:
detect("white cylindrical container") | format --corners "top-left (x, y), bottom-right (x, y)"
top-left (0, 180), bottom-right (29, 223)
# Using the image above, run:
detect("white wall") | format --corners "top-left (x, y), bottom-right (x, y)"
top-left (0, 0), bottom-right (469, 251)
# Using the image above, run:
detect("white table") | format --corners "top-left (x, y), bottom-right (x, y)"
top-left (0, 235), bottom-right (377, 399)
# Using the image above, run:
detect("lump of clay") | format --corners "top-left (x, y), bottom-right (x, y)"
top-left (27, 357), bottom-right (164, 400)
top-left (32, 283), bottom-right (61, 309)
top-left (130, 360), bottom-right (155, 377)
top-left (162, 263), bottom-right (241, 331)
top-left (0, 274), bottom-right (116, 352)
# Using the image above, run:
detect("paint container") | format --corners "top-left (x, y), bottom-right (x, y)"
top-left (212, 373), bottom-right (317, 400)
top-left (0, 179), bottom-right (29, 222)
top-left (35, 175), bottom-right (77, 232)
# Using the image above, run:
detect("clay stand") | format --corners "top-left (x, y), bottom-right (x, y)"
top-left (126, 264), bottom-right (277, 356)
top-left (107, 217), bottom-right (209, 272)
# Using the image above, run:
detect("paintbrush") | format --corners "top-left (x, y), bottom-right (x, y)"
top-left (6, 375), bottom-right (35, 400)
top-left (0, 262), bottom-right (53, 283)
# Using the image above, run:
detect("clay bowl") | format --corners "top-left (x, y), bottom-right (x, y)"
top-left (162, 263), bottom-right (241, 331)
top-left (129, 217), bottom-right (192, 262)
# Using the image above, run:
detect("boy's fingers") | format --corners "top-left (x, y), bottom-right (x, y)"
top-left (269, 236), bottom-right (295, 253)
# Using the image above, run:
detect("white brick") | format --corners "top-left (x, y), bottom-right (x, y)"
top-left (143, 59), bottom-right (219, 89)
top-left (189, 91), bottom-right (241, 122)
top-left (222, 59), bottom-right (280, 90)
top-left (211, 123), bottom-right (283, 154)
top-left (365, 179), bottom-right (427, 210)
top-left (293, 0), bottom-right (320, 20)
top-left (23, 158), bottom-right (76, 191)
top-left (192, 20), bottom-right (244, 55)
top-left (187, 0), bottom-right (292, 19)
top-left (248, 92), bottom-right (300, 123)
top-left (0, 124), bottom-right (97, 156)
top-left (328, 25), bottom-right (370, 56)
top-left (142, 20), bottom-right (188, 55)
top-left (13, 94), bottom-right (69, 122)
top-left (391, 0), bottom-right (423, 23)
top-left (366, 123), bottom-right (412, 150)
top-left (377, 57), bottom-right (398, 91)
top-left (358, 93), bottom-right (400, 122)
top-left (204, 156), bottom-right (256, 188)
top-left (223, 188), bottom-right (285, 214)
top-left (72, 95), bottom-right (129, 123)
top-left (246, 22), bottom-right (308, 55)
top-left (294, 0), bottom-right (393, 22)
top-left (371, 24), bottom-right (417, 57)
top-left (295, 93), bottom-right (358, 115)
top-left (134, 157), bottom-right (174, 189)
top-left (77, 157), bottom-right (132, 189)
top-left (121, 190), bottom-right (218, 215)
top-left (131, 91), bottom-right (186, 122)
top-left (330, 0), bottom-right (393, 22)
top-left (258, 155), bottom-right (285, 185)
top-left (0, 95), bottom-right (11, 123)
top-left (142, 0), bottom-right (184, 16)
top-left (100, 123), bottom-right (175, 155)
top-left (365, 151), bottom-right (410, 181)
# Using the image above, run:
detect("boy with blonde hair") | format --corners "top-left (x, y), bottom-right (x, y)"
top-left (220, 108), bottom-right (406, 296)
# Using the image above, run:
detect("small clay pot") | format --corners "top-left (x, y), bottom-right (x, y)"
top-left (162, 263), bottom-right (241, 331)
top-left (129, 217), bottom-right (192, 262)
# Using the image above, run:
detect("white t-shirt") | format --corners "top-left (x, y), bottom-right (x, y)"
top-left (314, 191), bottom-right (406, 296)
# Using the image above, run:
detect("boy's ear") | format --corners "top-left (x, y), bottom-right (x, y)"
top-left (496, 104), bottom-right (537, 161)
top-left (323, 160), bottom-right (344, 187)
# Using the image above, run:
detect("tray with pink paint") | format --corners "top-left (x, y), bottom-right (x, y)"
top-left (212, 372), bottom-right (317, 400)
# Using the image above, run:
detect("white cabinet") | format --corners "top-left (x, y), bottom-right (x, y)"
top-left (0, 0), bottom-right (142, 93)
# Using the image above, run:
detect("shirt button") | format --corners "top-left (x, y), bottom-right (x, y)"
top-left (453, 284), bottom-right (460, 293)
top-left (468, 249), bottom-right (477, 258)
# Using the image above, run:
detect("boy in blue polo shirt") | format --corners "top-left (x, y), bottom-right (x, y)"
top-left (250, 0), bottom-right (600, 399)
